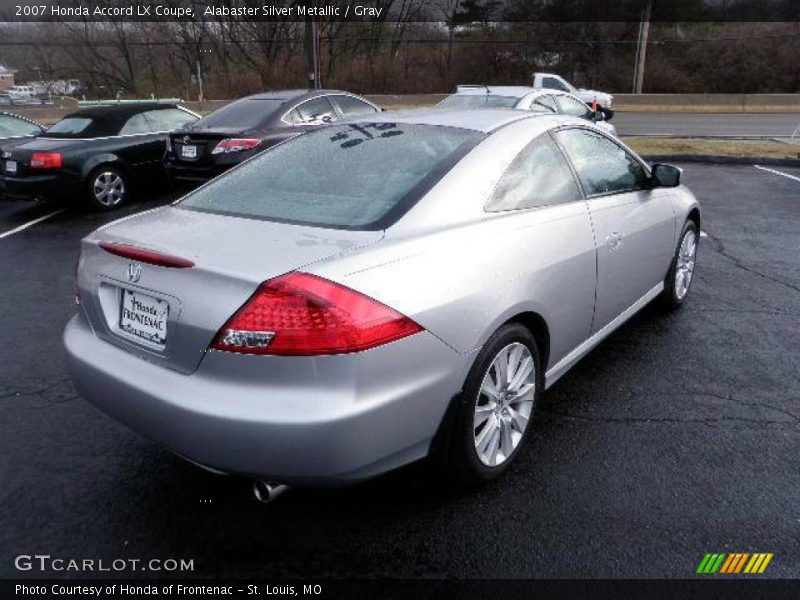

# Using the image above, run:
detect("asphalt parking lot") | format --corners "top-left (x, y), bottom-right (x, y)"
top-left (1, 163), bottom-right (798, 579)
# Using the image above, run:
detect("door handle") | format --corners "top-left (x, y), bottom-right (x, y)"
top-left (606, 232), bottom-right (623, 251)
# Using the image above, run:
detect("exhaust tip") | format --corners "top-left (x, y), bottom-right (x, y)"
top-left (252, 480), bottom-right (290, 505)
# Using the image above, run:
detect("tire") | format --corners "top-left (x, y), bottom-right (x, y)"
top-left (660, 220), bottom-right (699, 310)
top-left (86, 166), bottom-right (129, 211)
top-left (441, 322), bottom-right (542, 485)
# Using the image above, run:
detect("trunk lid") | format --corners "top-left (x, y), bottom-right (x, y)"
top-left (77, 206), bottom-right (384, 373)
top-left (1, 137), bottom-right (81, 178)
top-left (169, 127), bottom-right (255, 166)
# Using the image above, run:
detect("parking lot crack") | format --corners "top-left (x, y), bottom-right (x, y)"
top-left (703, 232), bottom-right (800, 294)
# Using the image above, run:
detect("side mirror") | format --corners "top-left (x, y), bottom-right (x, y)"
top-left (651, 164), bottom-right (681, 188)
top-left (592, 109), bottom-right (605, 122)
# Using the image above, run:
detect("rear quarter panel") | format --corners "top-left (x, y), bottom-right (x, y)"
top-left (307, 116), bottom-right (598, 372)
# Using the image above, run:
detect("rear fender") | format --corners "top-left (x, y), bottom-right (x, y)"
top-left (82, 153), bottom-right (127, 181)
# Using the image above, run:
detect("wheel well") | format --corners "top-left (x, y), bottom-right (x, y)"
top-left (687, 208), bottom-right (700, 230)
top-left (506, 312), bottom-right (550, 372)
top-left (85, 162), bottom-right (128, 184)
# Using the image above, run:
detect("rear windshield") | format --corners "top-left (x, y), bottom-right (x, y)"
top-left (45, 117), bottom-right (95, 137)
top-left (438, 94), bottom-right (520, 109)
top-left (179, 123), bottom-right (483, 230)
top-left (195, 98), bottom-right (285, 130)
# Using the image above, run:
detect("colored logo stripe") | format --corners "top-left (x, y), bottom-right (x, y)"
top-left (697, 552), bottom-right (773, 574)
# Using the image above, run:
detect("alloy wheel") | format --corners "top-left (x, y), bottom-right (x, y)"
top-left (93, 171), bottom-right (126, 207)
top-left (675, 229), bottom-right (697, 300)
top-left (473, 342), bottom-right (536, 467)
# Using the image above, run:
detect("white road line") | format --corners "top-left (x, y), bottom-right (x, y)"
top-left (700, 231), bottom-right (708, 238)
top-left (0, 208), bottom-right (65, 239)
top-left (753, 165), bottom-right (800, 184)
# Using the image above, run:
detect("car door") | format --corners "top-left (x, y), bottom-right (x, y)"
top-left (485, 132), bottom-right (597, 367)
top-left (115, 111), bottom-right (165, 177)
top-left (554, 127), bottom-right (676, 333)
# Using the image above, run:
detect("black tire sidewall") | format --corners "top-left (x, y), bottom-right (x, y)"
top-left (85, 166), bottom-right (128, 211)
top-left (447, 322), bottom-right (542, 484)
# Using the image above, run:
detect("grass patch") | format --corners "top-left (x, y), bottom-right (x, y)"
top-left (624, 137), bottom-right (800, 159)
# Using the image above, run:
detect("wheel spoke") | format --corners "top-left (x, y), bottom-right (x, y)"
top-left (507, 344), bottom-right (523, 383)
top-left (493, 350), bottom-right (509, 388)
top-left (474, 403), bottom-right (495, 428)
top-left (475, 415), bottom-right (497, 455)
top-left (486, 428), bottom-right (501, 465)
top-left (510, 382), bottom-right (535, 402)
top-left (480, 376), bottom-right (500, 401)
top-left (500, 419), bottom-right (514, 457)
top-left (508, 407), bottom-right (528, 433)
top-left (508, 356), bottom-right (532, 392)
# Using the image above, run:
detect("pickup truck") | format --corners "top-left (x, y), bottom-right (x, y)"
top-left (532, 73), bottom-right (614, 119)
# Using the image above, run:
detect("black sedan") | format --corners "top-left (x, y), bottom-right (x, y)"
top-left (165, 89), bottom-right (381, 185)
top-left (0, 103), bottom-right (199, 210)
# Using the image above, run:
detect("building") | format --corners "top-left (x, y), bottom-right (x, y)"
top-left (0, 65), bottom-right (16, 91)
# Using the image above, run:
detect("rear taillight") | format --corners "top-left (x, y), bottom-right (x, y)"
top-left (30, 152), bottom-right (62, 169)
top-left (211, 138), bottom-right (261, 155)
top-left (211, 273), bottom-right (423, 356)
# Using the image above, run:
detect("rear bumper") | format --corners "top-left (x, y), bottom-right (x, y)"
top-left (164, 160), bottom-right (234, 184)
top-left (1, 172), bottom-right (81, 202)
top-left (64, 314), bottom-right (469, 485)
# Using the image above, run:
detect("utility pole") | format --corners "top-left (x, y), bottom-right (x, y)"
top-left (305, 19), bottom-right (320, 90)
top-left (633, 0), bottom-right (652, 94)
top-left (196, 59), bottom-right (204, 102)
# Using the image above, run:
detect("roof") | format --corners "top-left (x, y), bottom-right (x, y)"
top-left (65, 102), bottom-right (179, 120)
top-left (244, 89), bottom-right (352, 101)
top-left (351, 108), bottom-right (545, 133)
top-left (454, 85), bottom-right (537, 98)
top-left (50, 103), bottom-right (182, 138)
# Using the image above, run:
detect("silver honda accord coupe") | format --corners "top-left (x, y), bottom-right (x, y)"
top-left (65, 109), bottom-right (700, 495)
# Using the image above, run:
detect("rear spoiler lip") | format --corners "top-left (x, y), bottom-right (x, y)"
top-left (98, 241), bottom-right (195, 269)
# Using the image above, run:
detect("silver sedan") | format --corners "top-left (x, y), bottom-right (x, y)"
top-left (65, 109), bottom-right (700, 497)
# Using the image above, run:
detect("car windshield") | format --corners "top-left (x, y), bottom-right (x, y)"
top-left (438, 94), bottom-right (520, 109)
top-left (45, 117), bottom-right (95, 137)
top-left (195, 98), bottom-right (286, 130)
top-left (180, 123), bottom-right (483, 230)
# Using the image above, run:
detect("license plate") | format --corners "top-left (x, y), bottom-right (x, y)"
top-left (5, 160), bottom-right (17, 174)
top-left (119, 289), bottom-right (169, 346)
top-left (181, 145), bottom-right (197, 159)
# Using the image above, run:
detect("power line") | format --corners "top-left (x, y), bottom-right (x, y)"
top-left (0, 32), bottom-right (798, 47)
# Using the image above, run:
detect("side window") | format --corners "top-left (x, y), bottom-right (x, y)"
top-left (557, 95), bottom-right (592, 119)
top-left (542, 77), bottom-right (569, 92)
top-left (531, 95), bottom-right (558, 113)
top-left (290, 97), bottom-right (337, 125)
top-left (143, 108), bottom-right (197, 131)
top-left (555, 128), bottom-right (650, 196)
top-left (332, 95), bottom-right (378, 117)
top-left (119, 113), bottom-right (153, 135)
top-left (486, 134), bottom-right (582, 212)
top-left (0, 114), bottom-right (41, 136)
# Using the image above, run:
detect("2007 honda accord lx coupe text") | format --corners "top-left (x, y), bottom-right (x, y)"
top-left (65, 109), bottom-right (700, 500)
